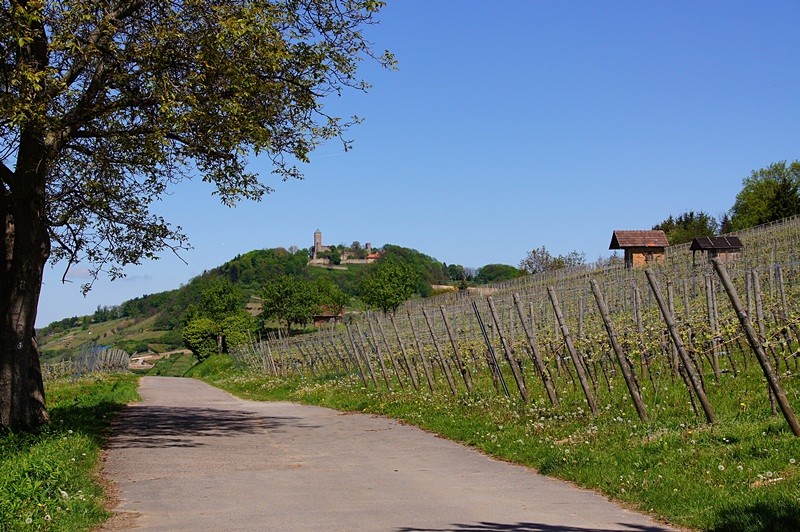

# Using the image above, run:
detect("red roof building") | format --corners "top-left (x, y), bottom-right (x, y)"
top-left (609, 230), bottom-right (669, 268)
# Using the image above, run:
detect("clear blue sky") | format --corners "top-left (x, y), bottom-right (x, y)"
top-left (36, 0), bottom-right (800, 327)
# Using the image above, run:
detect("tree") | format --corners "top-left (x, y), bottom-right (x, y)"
top-left (652, 211), bottom-right (719, 245)
top-left (313, 277), bottom-right (349, 315)
top-left (474, 264), bottom-right (524, 284)
top-left (728, 160), bottom-right (800, 231)
top-left (0, 0), bottom-right (391, 429)
top-left (260, 276), bottom-right (317, 335)
top-left (447, 264), bottom-right (467, 281)
top-left (350, 241), bottom-right (366, 260)
top-left (518, 247), bottom-right (585, 275)
top-left (181, 278), bottom-right (254, 359)
top-left (328, 246), bottom-right (342, 265)
top-left (359, 257), bottom-right (416, 313)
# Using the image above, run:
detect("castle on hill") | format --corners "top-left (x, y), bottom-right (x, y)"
top-left (309, 229), bottom-right (381, 265)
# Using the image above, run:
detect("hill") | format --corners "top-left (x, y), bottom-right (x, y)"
top-left (37, 244), bottom-right (455, 359)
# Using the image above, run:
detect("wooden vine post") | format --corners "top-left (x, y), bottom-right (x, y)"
top-left (366, 319), bottom-right (393, 390)
top-left (389, 313), bottom-right (420, 391)
top-left (705, 273), bottom-right (722, 381)
top-left (374, 317), bottom-right (406, 389)
top-left (439, 306), bottom-right (473, 393)
top-left (472, 300), bottom-right (510, 398)
top-left (547, 287), bottom-right (598, 415)
top-left (406, 309), bottom-right (437, 393)
top-left (345, 325), bottom-right (371, 388)
top-left (645, 270), bottom-right (716, 424)
top-left (711, 259), bottom-right (800, 436)
top-left (487, 297), bottom-right (529, 403)
top-left (512, 294), bottom-right (558, 406)
top-left (590, 280), bottom-right (648, 422)
top-left (422, 308), bottom-right (458, 395)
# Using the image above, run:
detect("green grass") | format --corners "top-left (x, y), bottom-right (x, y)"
top-left (145, 351), bottom-right (198, 377)
top-left (0, 373), bottom-right (140, 531)
top-left (195, 353), bottom-right (800, 531)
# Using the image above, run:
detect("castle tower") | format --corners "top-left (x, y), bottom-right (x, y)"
top-left (313, 229), bottom-right (322, 259)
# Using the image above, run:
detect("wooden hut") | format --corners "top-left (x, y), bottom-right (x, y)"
top-left (312, 307), bottom-right (344, 327)
top-left (609, 230), bottom-right (669, 268)
top-left (690, 236), bottom-right (743, 265)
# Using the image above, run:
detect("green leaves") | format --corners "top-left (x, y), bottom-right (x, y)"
top-left (2, 0), bottom-right (390, 284)
top-left (729, 161), bottom-right (800, 231)
top-left (260, 276), bottom-right (318, 334)
top-left (182, 278), bottom-right (255, 359)
top-left (358, 257), bottom-right (417, 313)
top-left (652, 211), bottom-right (719, 246)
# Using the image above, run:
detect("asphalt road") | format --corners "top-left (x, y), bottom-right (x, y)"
top-left (102, 376), bottom-right (678, 531)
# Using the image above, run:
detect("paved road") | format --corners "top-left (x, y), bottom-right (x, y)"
top-left (102, 377), bottom-right (678, 531)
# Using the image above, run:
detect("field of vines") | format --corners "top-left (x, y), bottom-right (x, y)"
top-left (42, 346), bottom-right (130, 381)
top-left (231, 216), bottom-right (800, 437)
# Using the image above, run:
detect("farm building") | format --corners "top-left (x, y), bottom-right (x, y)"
top-left (690, 236), bottom-right (743, 265)
top-left (312, 307), bottom-right (344, 327)
top-left (609, 230), bottom-right (669, 268)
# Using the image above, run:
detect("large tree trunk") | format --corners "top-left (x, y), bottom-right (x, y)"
top-left (0, 136), bottom-right (50, 431)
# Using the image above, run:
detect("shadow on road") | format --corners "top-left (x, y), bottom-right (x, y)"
top-left (397, 522), bottom-right (673, 532)
top-left (108, 404), bottom-right (319, 449)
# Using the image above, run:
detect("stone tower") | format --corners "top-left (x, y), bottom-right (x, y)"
top-left (313, 229), bottom-right (322, 259)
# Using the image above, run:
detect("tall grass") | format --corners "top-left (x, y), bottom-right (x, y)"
top-left (0, 373), bottom-right (139, 531)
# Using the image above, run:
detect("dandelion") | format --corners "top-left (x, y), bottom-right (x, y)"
top-left (718, 464), bottom-right (725, 471)
top-left (25, 518), bottom-right (32, 525)
top-left (68, 429), bottom-right (73, 434)
top-left (790, 458), bottom-right (796, 465)
top-left (766, 471), bottom-right (774, 478)
top-left (44, 515), bottom-right (52, 522)
top-left (737, 465), bottom-right (744, 471)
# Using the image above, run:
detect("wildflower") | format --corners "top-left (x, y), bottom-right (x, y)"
top-left (25, 518), bottom-right (33, 525)
top-left (737, 465), bottom-right (744, 471)
top-left (44, 515), bottom-right (52, 522)
top-left (68, 430), bottom-right (73, 434)
top-left (790, 458), bottom-right (796, 465)
top-left (718, 465), bottom-right (725, 471)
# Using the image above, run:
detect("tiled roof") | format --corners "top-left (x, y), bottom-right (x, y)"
top-left (689, 236), bottom-right (743, 251)
top-left (609, 230), bottom-right (669, 250)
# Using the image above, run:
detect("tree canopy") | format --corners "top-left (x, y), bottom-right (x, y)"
top-left (1, 0), bottom-right (391, 430)
top-left (181, 278), bottom-right (253, 360)
top-left (652, 211), bottom-right (719, 245)
top-left (518, 247), bottom-right (585, 275)
top-left (358, 257), bottom-right (417, 313)
top-left (474, 264), bottom-right (525, 284)
top-left (259, 276), bottom-right (348, 334)
top-left (728, 161), bottom-right (800, 231)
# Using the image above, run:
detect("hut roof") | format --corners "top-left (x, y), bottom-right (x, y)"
top-left (689, 236), bottom-right (743, 251)
top-left (609, 230), bottom-right (669, 250)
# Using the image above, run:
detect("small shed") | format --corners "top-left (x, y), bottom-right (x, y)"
top-left (312, 307), bottom-right (344, 327)
top-left (690, 236), bottom-right (743, 265)
top-left (609, 230), bottom-right (669, 268)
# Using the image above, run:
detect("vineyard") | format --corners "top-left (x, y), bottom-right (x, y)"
top-left (229, 216), bottom-right (800, 437)
top-left (42, 345), bottom-right (130, 381)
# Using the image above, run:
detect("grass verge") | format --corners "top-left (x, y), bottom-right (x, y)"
top-left (0, 373), bottom-right (139, 531)
top-left (192, 354), bottom-right (800, 531)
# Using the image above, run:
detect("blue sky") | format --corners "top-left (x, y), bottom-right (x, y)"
top-left (36, 0), bottom-right (800, 327)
